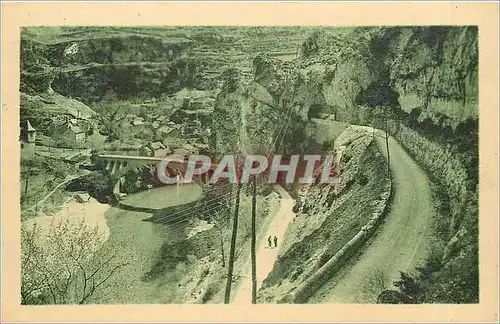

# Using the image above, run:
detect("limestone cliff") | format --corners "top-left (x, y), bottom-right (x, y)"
top-left (224, 27), bottom-right (478, 130)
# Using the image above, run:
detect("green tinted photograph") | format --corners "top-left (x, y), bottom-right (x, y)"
top-left (19, 26), bottom-right (478, 305)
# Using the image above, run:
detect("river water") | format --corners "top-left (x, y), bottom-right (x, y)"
top-left (98, 183), bottom-right (202, 304)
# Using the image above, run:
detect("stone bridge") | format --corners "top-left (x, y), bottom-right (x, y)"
top-left (86, 154), bottom-right (210, 194)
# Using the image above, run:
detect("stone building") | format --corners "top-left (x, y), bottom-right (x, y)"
top-left (25, 120), bottom-right (36, 144)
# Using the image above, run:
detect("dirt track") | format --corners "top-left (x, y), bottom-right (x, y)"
top-left (312, 133), bottom-right (434, 303)
top-left (232, 185), bottom-right (295, 304)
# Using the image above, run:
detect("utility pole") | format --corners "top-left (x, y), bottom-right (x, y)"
top-left (384, 113), bottom-right (390, 178)
top-left (251, 174), bottom-right (257, 304)
top-left (374, 107), bottom-right (391, 179)
top-left (224, 181), bottom-right (242, 304)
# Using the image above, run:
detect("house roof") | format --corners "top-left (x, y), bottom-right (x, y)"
top-left (131, 118), bottom-right (144, 126)
top-left (150, 141), bottom-right (166, 150)
top-left (68, 125), bottom-right (85, 134)
top-left (157, 125), bottom-right (177, 133)
top-left (26, 120), bottom-right (36, 132)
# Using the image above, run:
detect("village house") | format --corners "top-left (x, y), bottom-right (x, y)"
top-left (145, 112), bottom-right (159, 121)
top-left (156, 125), bottom-right (181, 141)
top-left (140, 141), bottom-right (170, 158)
top-left (63, 124), bottom-right (86, 145)
top-left (156, 115), bottom-right (167, 123)
top-left (149, 141), bottom-right (170, 157)
top-left (131, 117), bottom-right (145, 126)
top-left (139, 145), bottom-right (153, 157)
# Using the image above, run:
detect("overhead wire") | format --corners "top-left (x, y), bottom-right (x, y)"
top-left (150, 94), bottom-right (297, 227)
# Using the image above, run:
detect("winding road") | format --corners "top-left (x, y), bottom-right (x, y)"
top-left (311, 132), bottom-right (435, 303)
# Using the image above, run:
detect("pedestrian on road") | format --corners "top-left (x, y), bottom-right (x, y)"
top-left (268, 235), bottom-right (273, 248)
top-left (273, 235), bottom-right (278, 248)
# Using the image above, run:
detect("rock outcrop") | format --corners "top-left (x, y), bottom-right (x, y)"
top-left (218, 27), bottom-right (478, 133)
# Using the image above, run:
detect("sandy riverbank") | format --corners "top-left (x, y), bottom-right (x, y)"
top-left (23, 198), bottom-right (111, 242)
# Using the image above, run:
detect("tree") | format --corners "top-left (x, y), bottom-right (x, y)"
top-left (376, 271), bottom-right (426, 304)
top-left (377, 290), bottom-right (413, 304)
top-left (213, 211), bottom-right (227, 268)
top-left (21, 219), bottom-right (128, 305)
top-left (394, 272), bottom-right (426, 303)
top-left (66, 171), bottom-right (115, 204)
top-left (363, 268), bottom-right (390, 298)
top-left (197, 181), bottom-right (232, 268)
top-left (21, 154), bottom-right (70, 203)
top-left (91, 93), bottom-right (131, 142)
top-left (203, 183), bottom-right (233, 268)
top-left (20, 63), bottom-right (56, 95)
top-left (21, 154), bottom-right (42, 200)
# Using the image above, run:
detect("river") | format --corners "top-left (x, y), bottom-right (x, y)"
top-left (97, 183), bottom-right (203, 304)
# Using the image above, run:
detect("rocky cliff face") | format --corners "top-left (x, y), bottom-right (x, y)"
top-left (53, 59), bottom-right (199, 104)
top-left (375, 26), bottom-right (478, 125)
top-left (21, 26), bottom-right (313, 106)
top-left (21, 28), bottom-right (212, 104)
top-left (213, 53), bottom-right (331, 156)
top-left (212, 26), bottom-right (478, 179)
top-left (220, 27), bottom-right (478, 133)
top-left (23, 32), bottom-right (192, 66)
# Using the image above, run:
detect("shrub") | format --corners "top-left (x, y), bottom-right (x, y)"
top-left (21, 220), bottom-right (128, 304)
top-left (66, 171), bottom-right (115, 204)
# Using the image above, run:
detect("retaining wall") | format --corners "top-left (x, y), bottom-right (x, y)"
top-left (287, 139), bottom-right (393, 304)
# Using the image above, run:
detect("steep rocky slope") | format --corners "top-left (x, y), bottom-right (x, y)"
top-left (361, 26), bottom-right (478, 127)
top-left (213, 26), bottom-right (477, 157)
top-left (257, 126), bottom-right (390, 303)
top-left (22, 29), bottom-right (197, 103)
top-left (22, 26), bottom-right (318, 105)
